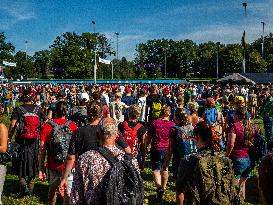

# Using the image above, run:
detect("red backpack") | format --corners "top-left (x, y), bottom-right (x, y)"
top-left (18, 106), bottom-right (41, 139)
top-left (123, 121), bottom-right (142, 157)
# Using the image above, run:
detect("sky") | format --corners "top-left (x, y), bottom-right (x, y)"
top-left (1, 0), bottom-right (273, 60)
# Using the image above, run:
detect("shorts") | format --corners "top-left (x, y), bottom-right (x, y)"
top-left (150, 149), bottom-right (167, 171)
top-left (231, 157), bottom-right (251, 179)
top-left (3, 100), bottom-right (10, 107)
top-left (48, 169), bottom-right (74, 193)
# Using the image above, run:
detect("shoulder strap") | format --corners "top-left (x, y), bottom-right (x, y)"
top-left (18, 106), bottom-right (28, 115)
top-left (96, 147), bottom-right (119, 166)
top-left (134, 123), bottom-right (142, 131)
top-left (47, 120), bottom-right (59, 129)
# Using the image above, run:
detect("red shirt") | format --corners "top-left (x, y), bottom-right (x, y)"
top-left (40, 118), bottom-right (77, 171)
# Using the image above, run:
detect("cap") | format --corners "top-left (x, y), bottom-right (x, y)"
top-left (206, 97), bottom-right (215, 103)
top-left (163, 87), bottom-right (171, 94)
top-left (101, 86), bottom-right (107, 91)
top-left (79, 92), bottom-right (90, 102)
top-left (125, 87), bottom-right (131, 93)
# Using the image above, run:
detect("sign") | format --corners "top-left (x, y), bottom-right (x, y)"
top-left (3, 61), bottom-right (16, 67)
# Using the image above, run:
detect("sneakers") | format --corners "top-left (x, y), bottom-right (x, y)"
top-left (156, 187), bottom-right (164, 199)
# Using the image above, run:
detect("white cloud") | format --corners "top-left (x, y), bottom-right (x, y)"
top-left (0, 1), bottom-right (35, 29)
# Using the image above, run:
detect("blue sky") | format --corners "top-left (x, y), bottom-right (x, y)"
top-left (1, 0), bottom-right (273, 60)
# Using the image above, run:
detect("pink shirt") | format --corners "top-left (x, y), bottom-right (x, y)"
top-left (229, 121), bottom-right (249, 158)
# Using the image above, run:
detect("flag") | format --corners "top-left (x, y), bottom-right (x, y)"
top-left (99, 57), bottom-right (111, 65)
top-left (3, 61), bottom-right (16, 67)
top-left (241, 30), bottom-right (246, 47)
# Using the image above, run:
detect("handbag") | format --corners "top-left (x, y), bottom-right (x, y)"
top-left (0, 142), bottom-right (20, 163)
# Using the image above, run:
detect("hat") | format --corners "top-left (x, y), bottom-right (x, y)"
top-left (206, 97), bottom-right (215, 103)
top-left (125, 87), bottom-right (131, 93)
top-left (79, 92), bottom-right (90, 102)
top-left (101, 86), bottom-right (107, 91)
top-left (235, 96), bottom-right (244, 104)
top-left (163, 87), bottom-right (171, 94)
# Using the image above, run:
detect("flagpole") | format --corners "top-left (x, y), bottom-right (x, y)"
top-left (111, 63), bottom-right (114, 80)
top-left (242, 2), bottom-right (247, 73)
top-left (92, 21), bottom-right (97, 84)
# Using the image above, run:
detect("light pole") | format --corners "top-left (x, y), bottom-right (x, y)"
top-left (216, 42), bottom-right (220, 79)
top-left (242, 2), bottom-right (247, 73)
top-left (261, 21), bottom-right (265, 61)
top-left (164, 48), bottom-right (167, 78)
top-left (114, 32), bottom-right (119, 60)
top-left (92, 21), bottom-right (97, 84)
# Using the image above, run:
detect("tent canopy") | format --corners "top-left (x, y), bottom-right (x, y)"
top-left (217, 73), bottom-right (256, 85)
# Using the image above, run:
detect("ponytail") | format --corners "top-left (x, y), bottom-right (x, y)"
top-left (193, 121), bottom-right (220, 153)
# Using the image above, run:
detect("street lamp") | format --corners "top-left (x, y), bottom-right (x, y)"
top-left (92, 21), bottom-right (97, 84)
top-left (25, 40), bottom-right (28, 62)
top-left (242, 2), bottom-right (247, 73)
top-left (261, 21), bottom-right (265, 61)
top-left (114, 32), bottom-right (119, 60)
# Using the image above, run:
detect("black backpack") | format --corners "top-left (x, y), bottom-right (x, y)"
top-left (249, 132), bottom-right (268, 168)
top-left (96, 147), bottom-right (144, 205)
top-left (48, 120), bottom-right (72, 164)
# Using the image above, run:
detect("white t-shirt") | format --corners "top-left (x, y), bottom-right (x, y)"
top-left (138, 96), bottom-right (147, 122)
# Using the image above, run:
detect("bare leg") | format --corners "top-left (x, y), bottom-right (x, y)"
top-left (161, 169), bottom-right (169, 190)
top-left (48, 187), bottom-right (57, 205)
top-left (152, 170), bottom-right (162, 189)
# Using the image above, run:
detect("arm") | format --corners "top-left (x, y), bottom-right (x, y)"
top-left (38, 141), bottom-right (47, 181)
top-left (8, 119), bottom-right (17, 142)
top-left (0, 124), bottom-right (8, 153)
top-left (163, 138), bottom-right (174, 170)
top-left (225, 133), bottom-right (236, 157)
top-left (59, 154), bottom-right (76, 197)
top-left (47, 110), bottom-right (53, 120)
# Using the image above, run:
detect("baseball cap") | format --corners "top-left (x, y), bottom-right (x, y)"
top-left (163, 87), bottom-right (171, 94)
top-left (79, 92), bottom-right (90, 102)
top-left (125, 87), bottom-right (131, 93)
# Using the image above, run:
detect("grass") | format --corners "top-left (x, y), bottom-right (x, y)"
top-left (1, 111), bottom-right (262, 205)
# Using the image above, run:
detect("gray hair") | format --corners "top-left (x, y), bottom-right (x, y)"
top-left (97, 117), bottom-right (118, 140)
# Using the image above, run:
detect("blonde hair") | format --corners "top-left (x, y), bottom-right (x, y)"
top-left (128, 105), bottom-right (141, 120)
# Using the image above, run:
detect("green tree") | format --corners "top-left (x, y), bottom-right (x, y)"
top-left (33, 50), bottom-right (51, 78)
top-left (14, 51), bottom-right (36, 79)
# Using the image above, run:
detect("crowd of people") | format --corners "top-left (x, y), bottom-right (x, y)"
top-left (0, 82), bottom-right (271, 205)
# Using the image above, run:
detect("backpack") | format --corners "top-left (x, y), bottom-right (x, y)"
top-left (18, 106), bottom-right (41, 139)
top-left (96, 147), bottom-right (144, 205)
top-left (204, 108), bottom-right (218, 125)
top-left (69, 107), bottom-right (89, 127)
top-left (248, 132), bottom-right (268, 168)
top-left (188, 153), bottom-right (243, 205)
top-left (48, 120), bottom-right (72, 164)
top-left (123, 121), bottom-right (142, 157)
top-left (151, 101), bottom-right (162, 119)
top-left (5, 91), bottom-right (11, 100)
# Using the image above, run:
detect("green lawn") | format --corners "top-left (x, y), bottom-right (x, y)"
top-left (1, 113), bottom-right (262, 205)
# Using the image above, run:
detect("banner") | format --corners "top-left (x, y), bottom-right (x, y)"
top-left (99, 57), bottom-right (111, 65)
top-left (3, 61), bottom-right (16, 67)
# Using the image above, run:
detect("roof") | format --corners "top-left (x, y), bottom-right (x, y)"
top-left (241, 73), bottom-right (273, 84)
top-left (217, 73), bottom-right (256, 85)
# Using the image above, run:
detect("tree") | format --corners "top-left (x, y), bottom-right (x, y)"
top-left (50, 32), bottom-right (114, 79)
top-left (33, 50), bottom-right (51, 78)
top-left (14, 51), bottom-right (36, 79)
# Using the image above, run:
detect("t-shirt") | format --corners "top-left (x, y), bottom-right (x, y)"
top-left (148, 119), bottom-right (175, 150)
top-left (229, 121), bottom-right (249, 159)
top-left (40, 118), bottom-right (78, 171)
top-left (68, 124), bottom-right (129, 156)
top-left (68, 125), bottom-right (99, 156)
top-left (121, 96), bottom-right (136, 106)
top-left (170, 125), bottom-right (196, 160)
top-left (146, 94), bottom-right (163, 121)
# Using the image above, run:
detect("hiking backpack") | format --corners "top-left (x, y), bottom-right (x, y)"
top-left (151, 101), bottom-right (162, 119)
top-left (96, 147), bottom-right (144, 205)
top-left (123, 121), bottom-right (142, 157)
top-left (204, 108), bottom-right (218, 125)
top-left (69, 107), bottom-right (89, 127)
top-left (48, 120), bottom-right (72, 163)
top-left (18, 106), bottom-right (41, 139)
top-left (188, 153), bottom-right (243, 205)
